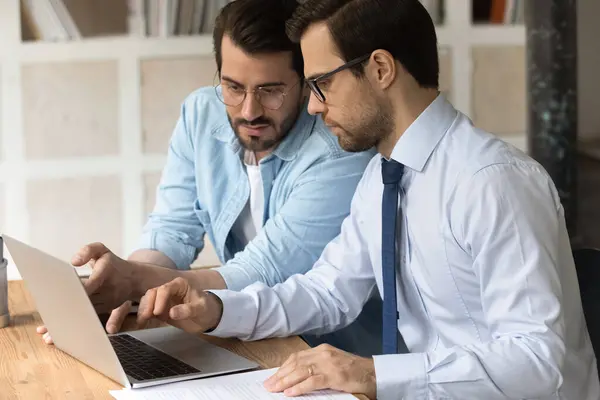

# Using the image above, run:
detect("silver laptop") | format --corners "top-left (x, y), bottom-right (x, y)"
top-left (3, 235), bottom-right (258, 389)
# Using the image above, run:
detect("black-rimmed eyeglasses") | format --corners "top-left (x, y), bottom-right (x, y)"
top-left (306, 53), bottom-right (371, 103)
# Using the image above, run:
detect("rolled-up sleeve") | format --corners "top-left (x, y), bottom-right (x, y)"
top-left (137, 97), bottom-right (206, 269)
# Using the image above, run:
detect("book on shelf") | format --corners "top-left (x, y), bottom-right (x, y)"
top-left (49, 0), bottom-right (81, 39)
top-left (144, 0), bottom-right (232, 38)
top-left (20, 0), bottom-right (231, 42)
top-left (191, 0), bottom-right (205, 34)
top-left (503, 0), bottom-right (525, 25)
top-left (21, 0), bottom-right (80, 41)
top-left (22, 0), bottom-right (130, 42)
top-left (127, 0), bottom-right (146, 37)
top-left (178, 0), bottom-right (195, 35)
top-left (474, 0), bottom-right (525, 25)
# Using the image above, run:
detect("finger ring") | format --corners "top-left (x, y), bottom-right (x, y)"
top-left (307, 365), bottom-right (314, 376)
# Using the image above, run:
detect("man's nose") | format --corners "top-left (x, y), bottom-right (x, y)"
top-left (241, 92), bottom-right (264, 122)
top-left (307, 92), bottom-right (325, 116)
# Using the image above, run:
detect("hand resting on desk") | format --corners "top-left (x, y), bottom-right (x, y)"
top-left (136, 277), bottom-right (378, 399)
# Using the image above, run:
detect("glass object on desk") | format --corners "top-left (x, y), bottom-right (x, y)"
top-left (0, 236), bottom-right (9, 328)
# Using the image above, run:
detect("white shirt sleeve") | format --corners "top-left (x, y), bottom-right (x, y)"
top-left (206, 169), bottom-right (378, 341)
top-left (373, 163), bottom-right (570, 399)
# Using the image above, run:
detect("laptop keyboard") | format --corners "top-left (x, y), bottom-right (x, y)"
top-left (109, 334), bottom-right (201, 382)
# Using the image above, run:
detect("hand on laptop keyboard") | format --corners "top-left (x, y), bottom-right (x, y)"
top-left (37, 303), bottom-right (134, 345)
top-left (72, 243), bottom-right (140, 315)
top-left (37, 241), bottom-right (167, 343)
top-left (137, 277), bottom-right (224, 335)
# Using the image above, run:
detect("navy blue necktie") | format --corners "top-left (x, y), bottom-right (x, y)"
top-left (381, 158), bottom-right (404, 354)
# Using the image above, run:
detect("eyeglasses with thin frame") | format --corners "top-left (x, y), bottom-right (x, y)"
top-left (306, 53), bottom-right (371, 103)
top-left (215, 77), bottom-right (302, 110)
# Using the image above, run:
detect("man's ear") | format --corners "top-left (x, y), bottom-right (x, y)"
top-left (367, 49), bottom-right (396, 90)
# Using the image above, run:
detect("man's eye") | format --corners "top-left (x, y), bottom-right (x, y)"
top-left (226, 84), bottom-right (244, 93)
top-left (317, 80), bottom-right (330, 91)
top-left (259, 87), bottom-right (284, 95)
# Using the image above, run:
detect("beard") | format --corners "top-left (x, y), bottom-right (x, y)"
top-left (228, 105), bottom-right (302, 153)
top-left (327, 97), bottom-right (394, 153)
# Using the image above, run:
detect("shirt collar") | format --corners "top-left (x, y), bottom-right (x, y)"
top-left (389, 94), bottom-right (457, 172)
top-left (243, 149), bottom-right (258, 166)
top-left (212, 102), bottom-right (315, 163)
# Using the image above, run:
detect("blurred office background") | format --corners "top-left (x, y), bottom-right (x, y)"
top-left (0, 0), bottom-right (598, 279)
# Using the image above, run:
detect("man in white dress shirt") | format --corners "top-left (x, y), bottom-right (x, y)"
top-left (137, 0), bottom-right (599, 398)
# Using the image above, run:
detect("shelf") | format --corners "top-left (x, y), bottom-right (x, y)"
top-left (10, 24), bottom-right (526, 64)
top-left (433, 24), bottom-right (525, 48)
top-left (469, 25), bottom-right (526, 46)
top-left (17, 34), bottom-right (214, 62)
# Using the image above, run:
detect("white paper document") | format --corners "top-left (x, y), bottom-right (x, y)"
top-left (109, 368), bottom-right (356, 400)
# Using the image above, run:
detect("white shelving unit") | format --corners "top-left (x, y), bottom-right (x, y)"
top-left (436, 1), bottom-right (526, 151)
top-left (17, 35), bottom-right (215, 62)
top-left (0, 0), bottom-right (528, 279)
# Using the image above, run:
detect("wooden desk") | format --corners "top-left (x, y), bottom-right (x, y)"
top-left (0, 281), bottom-right (365, 399)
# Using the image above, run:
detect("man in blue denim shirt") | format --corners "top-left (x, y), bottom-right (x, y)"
top-left (38, 0), bottom-right (378, 356)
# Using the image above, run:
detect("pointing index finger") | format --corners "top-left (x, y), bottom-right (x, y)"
top-left (153, 278), bottom-right (189, 317)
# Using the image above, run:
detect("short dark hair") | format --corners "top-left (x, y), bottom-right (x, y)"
top-left (213, 0), bottom-right (304, 78)
top-left (286, 0), bottom-right (439, 88)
